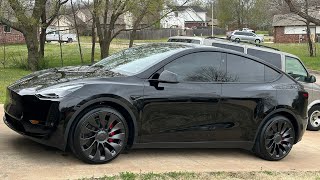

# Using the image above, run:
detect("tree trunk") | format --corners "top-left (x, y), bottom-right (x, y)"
top-left (25, 31), bottom-right (40, 71)
top-left (306, 21), bottom-right (314, 57)
top-left (129, 29), bottom-right (137, 48)
top-left (99, 39), bottom-right (111, 59)
top-left (39, 27), bottom-right (46, 59)
top-left (91, 19), bottom-right (96, 64)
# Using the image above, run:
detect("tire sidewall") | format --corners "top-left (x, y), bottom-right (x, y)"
top-left (71, 106), bottom-right (129, 164)
top-left (307, 105), bottom-right (320, 131)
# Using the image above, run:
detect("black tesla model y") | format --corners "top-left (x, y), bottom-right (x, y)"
top-left (4, 43), bottom-right (308, 164)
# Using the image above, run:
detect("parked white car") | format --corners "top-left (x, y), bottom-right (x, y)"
top-left (242, 28), bottom-right (255, 33)
top-left (46, 31), bottom-right (77, 43)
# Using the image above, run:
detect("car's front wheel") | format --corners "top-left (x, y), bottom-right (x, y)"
top-left (307, 105), bottom-right (320, 131)
top-left (254, 116), bottom-right (295, 161)
top-left (70, 106), bottom-right (128, 164)
top-left (255, 39), bottom-right (261, 43)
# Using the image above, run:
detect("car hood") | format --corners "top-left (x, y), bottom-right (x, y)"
top-left (8, 66), bottom-right (124, 94)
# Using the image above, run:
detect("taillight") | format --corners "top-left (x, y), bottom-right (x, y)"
top-left (302, 92), bottom-right (309, 99)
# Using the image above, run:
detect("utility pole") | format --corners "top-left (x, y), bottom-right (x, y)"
top-left (211, 1), bottom-right (214, 36)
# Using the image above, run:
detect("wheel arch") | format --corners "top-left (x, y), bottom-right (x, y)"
top-left (64, 96), bottom-right (139, 151)
top-left (308, 100), bottom-right (320, 111)
top-left (254, 108), bottom-right (301, 144)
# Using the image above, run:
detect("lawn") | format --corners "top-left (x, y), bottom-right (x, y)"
top-left (0, 38), bottom-right (319, 104)
top-left (81, 171), bottom-right (320, 180)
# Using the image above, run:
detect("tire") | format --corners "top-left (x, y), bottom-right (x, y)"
top-left (235, 38), bottom-right (240, 43)
top-left (307, 105), bottom-right (320, 131)
top-left (70, 106), bottom-right (129, 164)
top-left (254, 116), bottom-right (295, 161)
top-left (68, 38), bottom-right (73, 43)
top-left (255, 39), bottom-right (261, 43)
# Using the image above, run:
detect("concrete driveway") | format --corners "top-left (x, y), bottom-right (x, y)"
top-left (1, 105), bottom-right (320, 180)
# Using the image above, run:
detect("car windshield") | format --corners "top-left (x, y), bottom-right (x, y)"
top-left (93, 43), bottom-right (191, 76)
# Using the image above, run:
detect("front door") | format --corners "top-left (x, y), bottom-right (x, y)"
top-left (140, 52), bottom-right (226, 143)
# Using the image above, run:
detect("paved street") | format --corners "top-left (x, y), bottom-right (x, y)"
top-left (1, 104), bottom-right (320, 180)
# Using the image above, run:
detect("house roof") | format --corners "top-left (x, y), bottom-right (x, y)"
top-left (172, 6), bottom-right (206, 12)
top-left (272, 11), bottom-right (320, 26)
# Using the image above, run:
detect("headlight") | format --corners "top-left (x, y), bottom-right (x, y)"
top-left (35, 84), bottom-right (83, 99)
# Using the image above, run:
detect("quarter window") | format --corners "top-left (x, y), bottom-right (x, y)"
top-left (285, 56), bottom-right (308, 81)
top-left (164, 52), bottom-right (226, 82)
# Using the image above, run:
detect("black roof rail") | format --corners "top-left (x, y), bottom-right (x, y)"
top-left (205, 36), bottom-right (280, 51)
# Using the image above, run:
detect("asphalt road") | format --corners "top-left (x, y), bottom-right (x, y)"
top-left (1, 105), bottom-right (320, 180)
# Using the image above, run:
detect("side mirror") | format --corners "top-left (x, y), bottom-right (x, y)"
top-left (158, 70), bottom-right (179, 83)
top-left (307, 75), bottom-right (317, 83)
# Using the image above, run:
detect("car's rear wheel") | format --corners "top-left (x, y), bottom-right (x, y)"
top-left (307, 105), bottom-right (320, 131)
top-left (70, 106), bottom-right (128, 164)
top-left (254, 116), bottom-right (295, 161)
top-left (235, 38), bottom-right (240, 43)
top-left (255, 39), bottom-right (261, 43)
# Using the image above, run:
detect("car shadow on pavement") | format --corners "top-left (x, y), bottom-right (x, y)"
top-left (9, 135), bottom-right (256, 164)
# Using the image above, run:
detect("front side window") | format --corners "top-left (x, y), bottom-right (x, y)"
top-left (285, 56), bottom-right (308, 81)
top-left (226, 54), bottom-right (265, 83)
top-left (164, 52), bottom-right (226, 82)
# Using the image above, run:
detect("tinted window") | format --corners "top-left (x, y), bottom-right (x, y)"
top-left (212, 43), bottom-right (244, 52)
top-left (226, 54), bottom-right (264, 82)
top-left (265, 66), bottom-right (281, 82)
top-left (247, 49), bottom-right (282, 68)
top-left (164, 52), bottom-right (226, 82)
top-left (285, 56), bottom-right (308, 82)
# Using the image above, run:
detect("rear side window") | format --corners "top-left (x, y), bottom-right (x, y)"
top-left (226, 54), bottom-right (279, 83)
top-left (265, 66), bottom-right (281, 82)
top-left (212, 43), bottom-right (244, 53)
top-left (247, 48), bottom-right (282, 69)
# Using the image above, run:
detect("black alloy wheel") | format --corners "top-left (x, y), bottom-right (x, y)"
top-left (254, 116), bottom-right (295, 161)
top-left (71, 106), bottom-right (128, 164)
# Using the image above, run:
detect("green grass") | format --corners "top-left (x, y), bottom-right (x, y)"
top-left (81, 171), bottom-right (320, 180)
top-left (266, 43), bottom-right (320, 71)
top-left (0, 68), bottom-right (30, 103)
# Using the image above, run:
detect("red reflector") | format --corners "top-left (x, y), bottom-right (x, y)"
top-left (303, 92), bottom-right (309, 98)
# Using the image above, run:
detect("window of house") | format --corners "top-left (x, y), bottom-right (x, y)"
top-left (4, 25), bottom-right (11, 33)
top-left (164, 52), bottom-right (226, 82)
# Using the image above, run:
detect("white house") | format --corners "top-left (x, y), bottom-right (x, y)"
top-left (161, 6), bottom-right (208, 29)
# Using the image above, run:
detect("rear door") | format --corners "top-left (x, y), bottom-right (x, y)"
top-left (218, 53), bottom-right (280, 142)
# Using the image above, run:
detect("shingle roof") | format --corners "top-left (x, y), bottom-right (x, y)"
top-left (272, 11), bottom-right (320, 26)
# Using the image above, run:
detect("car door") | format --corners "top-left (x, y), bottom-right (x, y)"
top-left (218, 53), bottom-right (280, 142)
top-left (285, 56), bottom-right (315, 101)
top-left (141, 51), bottom-right (225, 143)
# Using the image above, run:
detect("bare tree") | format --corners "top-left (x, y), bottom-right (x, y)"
top-left (284, 0), bottom-right (320, 25)
top-left (70, 0), bottom-right (84, 64)
top-left (0, 0), bottom-right (68, 71)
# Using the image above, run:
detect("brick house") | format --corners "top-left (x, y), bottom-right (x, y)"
top-left (272, 12), bottom-right (320, 43)
top-left (0, 24), bottom-right (25, 44)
